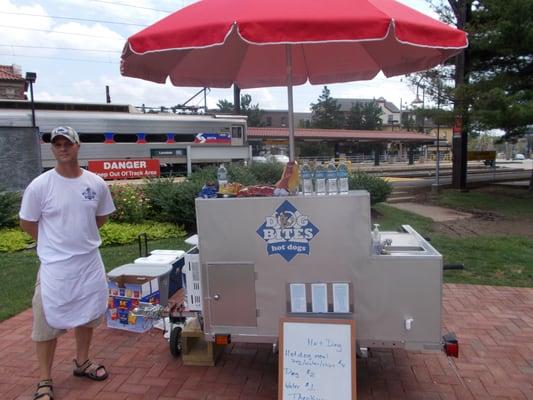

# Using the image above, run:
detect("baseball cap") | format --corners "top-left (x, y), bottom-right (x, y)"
top-left (50, 126), bottom-right (80, 145)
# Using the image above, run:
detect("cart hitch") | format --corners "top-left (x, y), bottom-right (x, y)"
top-left (442, 332), bottom-right (459, 358)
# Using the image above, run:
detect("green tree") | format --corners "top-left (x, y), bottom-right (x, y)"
top-left (427, 0), bottom-right (533, 189)
top-left (240, 94), bottom-right (264, 127)
top-left (344, 101), bottom-right (383, 130)
top-left (361, 102), bottom-right (383, 130)
top-left (345, 103), bottom-right (364, 130)
top-left (216, 95), bottom-right (265, 127)
top-left (216, 99), bottom-right (233, 113)
top-left (310, 86), bottom-right (344, 129)
top-left (464, 0), bottom-right (532, 139)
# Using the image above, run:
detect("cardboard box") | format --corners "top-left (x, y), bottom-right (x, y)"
top-left (106, 275), bottom-right (160, 333)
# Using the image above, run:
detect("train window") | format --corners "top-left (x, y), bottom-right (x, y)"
top-left (79, 133), bottom-right (105, 143)
top-left (114, 134), bottom-right (138, 143)
top-left (173, 134), bottom-right (196, 142)
top-left (232, 126), bottom-right (243, 139)
top-left (145, 134), bottom-right (167, 143)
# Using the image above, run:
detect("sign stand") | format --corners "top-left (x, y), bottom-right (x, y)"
top-left (278, 317), bottom-right (356, 400)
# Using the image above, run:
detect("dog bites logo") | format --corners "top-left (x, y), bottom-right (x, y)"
top-left (256, 200), bottom-right (319, 262)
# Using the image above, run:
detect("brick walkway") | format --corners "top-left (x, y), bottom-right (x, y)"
top-left (1, 284), bottom-right (532, 400)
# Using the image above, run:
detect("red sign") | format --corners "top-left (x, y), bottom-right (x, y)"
top-left (88, 159), bottom-right (160, 180)
top-left (453, 116), bottom-right (462, 137)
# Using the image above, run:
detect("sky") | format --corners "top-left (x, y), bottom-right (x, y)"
top-left (1, 0), bottom-right (442, 113)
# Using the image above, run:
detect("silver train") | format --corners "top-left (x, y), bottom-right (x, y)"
top-left (0, 107), bottom-right (250, 171)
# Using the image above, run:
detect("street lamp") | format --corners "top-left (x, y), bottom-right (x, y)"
top-left (25, 72), bottom-right (37, 128)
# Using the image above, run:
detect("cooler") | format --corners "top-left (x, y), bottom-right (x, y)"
top-left (134, 250), bottom-right (186, 297)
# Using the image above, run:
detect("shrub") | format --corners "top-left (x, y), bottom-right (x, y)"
top-left (0, 189), bottom-right (21, 229)
top-left (144, 177), bottom-right (198, 228)
top-left (227, 164), bottom-right (259, 186)
top-left (109, 184), bottom-right (151, 223)
top-left (0, 229), bottom-right (33, 252)
top-left (348, 171), bottom-right (392, 204)
top-left (99, 222), bottom-right (185, 246)
top-left (248, 162), bottom-right (284, 184)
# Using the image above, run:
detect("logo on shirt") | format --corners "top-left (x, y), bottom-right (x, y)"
top-left (82, 187), bottom-right (97, 201)
top-left (256, 200), bottom-right (319, 262)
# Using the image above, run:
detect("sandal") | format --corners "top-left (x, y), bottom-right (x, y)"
top-left (33, 379), bottom-right (54, 400)
top-left (73, 359), bottom-right (109, 381)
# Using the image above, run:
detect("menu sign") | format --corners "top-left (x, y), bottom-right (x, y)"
top-left (279, 317), bottom-right (356, 400)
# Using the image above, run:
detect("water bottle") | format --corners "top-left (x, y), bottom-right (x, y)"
top-left (337, 159), bottom-right (349, 194)
top-left (371, 224), bottom-right (382, 255)
top-left (217, 163), bottom-right (228, 191)
top-left (326, 159), bottom-right (338, 195)
top-left (300, 161), bottom-right (313, 195)
top-left (314, 162), bottom-right (326, 195)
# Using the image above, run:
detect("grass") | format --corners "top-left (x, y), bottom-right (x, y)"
top-left (373, 203), bottom-right (434, 235)
top-left (0, 237), bottom-right (190, 322)
top-left (432, 187), bottom-right (533, 218)
top-left (373, 199), bottom-right (533, 288)
top-left (432, 234), bottom-right (533, 287)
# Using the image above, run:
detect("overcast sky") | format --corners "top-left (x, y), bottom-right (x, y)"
top-left (1, 0), bottom-right (442, 112)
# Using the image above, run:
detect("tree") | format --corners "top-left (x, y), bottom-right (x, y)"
top-left (361, 102), bottom-right (383, 130)
top-left (240, 94), bottom-right (264, 127)
top-left (462, 0), bottom-right (532, 189)
top-left (344, 101), bottom-right (383, 130)
top-left (216, 95), bottom-right (265, 127)
top-left (465, 0), bottom-right (533, 141)
top-left (216, 99), bottom-right (233, 113)
top-left (420, 1), bottom-right (533, 189)
top-left (345, 103), bottom-right (364, 130)
top-left (310, 86), bottom-right (344, 129)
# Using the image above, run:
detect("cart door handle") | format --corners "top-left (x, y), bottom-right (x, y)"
top-left (214, 294), bottom-right (220, 300)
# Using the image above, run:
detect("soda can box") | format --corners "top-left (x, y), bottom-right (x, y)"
top-left (107, 275), bottom-right (160, 333)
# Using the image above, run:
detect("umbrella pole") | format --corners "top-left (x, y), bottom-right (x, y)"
top-left (286, 44), bottom-right (295, 162)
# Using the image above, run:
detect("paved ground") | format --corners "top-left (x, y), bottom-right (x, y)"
top-left (1, 284), bottom-right (532, 400)
top-left (386, 203), bottom-right (472, 222)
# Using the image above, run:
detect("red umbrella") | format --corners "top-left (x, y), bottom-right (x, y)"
top-left (121, 0), bottom-right (467, 160)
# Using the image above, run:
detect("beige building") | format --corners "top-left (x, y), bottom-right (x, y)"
top-left (260, 110), bottom-right (311, 128)
top-left (334, 97), bottom-right (401, 128)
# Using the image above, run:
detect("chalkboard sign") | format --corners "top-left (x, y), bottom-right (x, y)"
top-left (279, 317), bottom-right (356, 400)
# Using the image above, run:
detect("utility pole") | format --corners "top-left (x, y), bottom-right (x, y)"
top-left (233, 84), bottom-right (241, 114)
top-left (450, 0), bottom-right (471, 190)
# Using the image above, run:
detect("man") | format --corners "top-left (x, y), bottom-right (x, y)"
top-left (19, 126), bottom-right (115, 400)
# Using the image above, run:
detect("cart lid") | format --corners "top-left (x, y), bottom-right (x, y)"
top-left (149, 249), bottom-right (186, 257)
top-left (107, 263), bottom-right (172, 278)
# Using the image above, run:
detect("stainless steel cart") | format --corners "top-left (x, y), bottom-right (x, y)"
top-left (193, 191), bottom-right (445, 352)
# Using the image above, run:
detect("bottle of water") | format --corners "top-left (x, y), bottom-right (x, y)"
top-left (217, 163), bottom-right (228, 191)
top-left (314, 162), bottom-right (326, 195)
top-left (300, 161), bottom-right (313, 195)
top-left (371, 224), bottom-right (382, 255)
top-left (337, 159), bottom-right (349, 194)
top-left (326, 159), bottom-right (338, 195)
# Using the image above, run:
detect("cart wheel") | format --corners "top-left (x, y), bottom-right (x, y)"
top-left (170, 326), bottom-right (182, 357)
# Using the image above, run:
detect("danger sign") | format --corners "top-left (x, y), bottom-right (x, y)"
top-left (88, 159), bottom-right (160, 180)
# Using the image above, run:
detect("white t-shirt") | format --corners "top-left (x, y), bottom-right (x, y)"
top-left (19, 168), bottom-right (116, 264)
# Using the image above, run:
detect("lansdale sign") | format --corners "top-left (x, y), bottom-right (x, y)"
top-left (88, 159), bottom-right (160, 180)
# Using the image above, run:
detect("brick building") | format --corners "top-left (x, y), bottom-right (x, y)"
top-left (0, 65), bottom-right (27, 100)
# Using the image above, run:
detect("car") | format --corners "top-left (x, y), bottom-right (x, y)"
top-left (252, 156), bottom-right (268, 163)
top-left (267, 154), bottom-right (290, 164)
top-left (514, 153), bottom-right (526, 160)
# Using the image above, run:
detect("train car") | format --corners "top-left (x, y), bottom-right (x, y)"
top-left (0, 102), bottom-right (250, 173)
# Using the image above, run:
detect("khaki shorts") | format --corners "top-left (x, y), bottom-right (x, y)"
top-left (32, 283), bottom-right (103, 342)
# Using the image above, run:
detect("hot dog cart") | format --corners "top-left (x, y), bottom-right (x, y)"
top-left (193, 191), bottom-right (444, 352)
